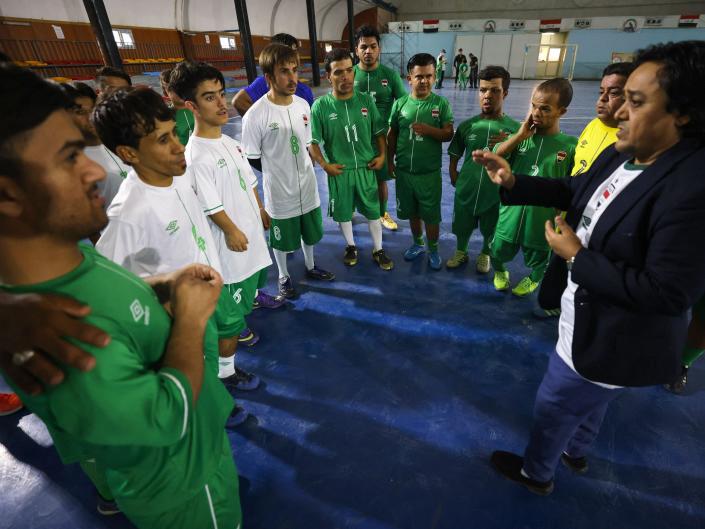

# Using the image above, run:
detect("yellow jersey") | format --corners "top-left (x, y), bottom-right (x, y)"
top-left (571, 117), bottom-right (618, 176)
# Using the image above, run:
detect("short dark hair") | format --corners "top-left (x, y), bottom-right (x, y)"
top-left (259, 43), bottom-right (299, 78)
top-left (160, 68), bottom-right (173, 84)
top-left (72, 81), bottom-right (97, 103)
top-left (354, 25), bottom-right (380, 47)
top-left (634, 41), bottom-right (705, 140)
top-left (0, 63), bottom-right (70, 180)
top-left (536, 77), bottom-right (573, 108)
top-left (324, 48), bottom-right (352, 73)
top-left (602, 62), bottom-right (634, 79)
top-left (92, 87), bottom-right (174, 157)
top-left (479, 65), bottom-right (511, 91)
top-left (95, 66), bottom-right (132, 87)
top-left (407, 53), bottom-right (436, 73)
top-left (168, 60), bottom-right (225, 102)
top-left (271, 33), bottom-right (298, 49)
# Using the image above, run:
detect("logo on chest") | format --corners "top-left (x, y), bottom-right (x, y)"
top-left (329, 112), bottom-right (338, 121)
top-left (381, 79), bottom-right (388, 87)
top-left (556, 150), bottom-right (567, 163)
top-left (130, 299), bottom-right (150, 325)
top-left (361, 107), bottom-right (368, 118)
top-left (431, 107), bottom-right (440, 119)
top-left (268, 122), bottom-right (280, 131)
top-left (217, 158), bottom-right (227, 168)
top-left (165, 220), bottom-right (180, 235)
top-left (303, 114), bottom-right (309, 127)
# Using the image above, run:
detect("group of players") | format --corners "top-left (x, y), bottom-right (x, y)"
top-left (0, 24), bottom-right (701, 529)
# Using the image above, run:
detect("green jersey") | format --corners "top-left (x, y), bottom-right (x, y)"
top-left (174, 108), bottom-right (194, 146)
top-left (311, 91), bottom-right (385, 171)
top-left (353, 63), bottom-right (407, 121)
top-left (1, 244), bottom-right (233, 516)
top-left (448, 114), bottom-right (520, 215)
top-left (389, 93), bottom-right (454, 174)
top-left (494, 132), bottom-right (578, 248)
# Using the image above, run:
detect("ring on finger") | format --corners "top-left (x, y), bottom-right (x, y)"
top-left (12, 350), bottom-right (35, 366)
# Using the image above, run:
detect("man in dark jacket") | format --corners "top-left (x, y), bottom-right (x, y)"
top-left (472, 40), bottom-right (705, 495)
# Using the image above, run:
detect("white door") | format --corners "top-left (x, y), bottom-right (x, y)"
top-left (480, 33), bottom-right (512, 70)
top-left (508, 33), bottom-right (541, 78)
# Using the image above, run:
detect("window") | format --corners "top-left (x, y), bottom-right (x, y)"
top-left (325, 43), bottom-right (333, 52)
top-left (219, 36), bottom-right (237, 50)
top-left (112, 29), bottom-right (135, 49)
top-left (548, 47), bottom-right (562, 62)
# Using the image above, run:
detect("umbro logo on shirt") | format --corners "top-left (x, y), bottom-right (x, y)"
top-left (165, 220), bottom-right (180, 235)
top-left (269, 122), bottom-right (280, 130)
top-left (329, 113), bottom-right (338, 120)
top-left (468, 134), bottom-right (477, 141)
top-left (217, 158), bottom-right (227, 168)
top-left (130, 299), bottom-right (150, 325)
top-left (581, 139), bottom-right (588, 147)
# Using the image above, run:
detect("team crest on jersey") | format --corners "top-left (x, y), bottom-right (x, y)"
top-left (235, 145), bottom-right (243, 155)
top-left (269, 122), bottom-right (280, 131)
top-left (361, 107), bottom-right (368, 117)
top-left (303, 114), bottom-right (309, 127)
top-left (431, 107), bottom-right (440, 119)
top-left (580, 139), bottom-right (588, 147)
top-left (556, 150), bottom-right (567, 162)
top-left (217, 158), bottom-right (227, 168)
top-left (329, 113), bottom-right (338, 120)
top-left (381, 79), bottom-right (388, 87)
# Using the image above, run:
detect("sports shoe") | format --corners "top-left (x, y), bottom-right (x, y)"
top-left (306, 266), bottom-right (336, 281)
top-left (252, 290), bottom-right (286, 310)
top-left (372, 249), bottom-right (394, 270)
top-left (226, 405), bottom-right (250, 428)
top-left (222, 367), bottom-right (261, 391)
top-left (494, 271), bottom-right (510, 291)
top-left (96, 493), bottom-right (121, 516)
top-left (533, 306), bottom-right (561, 319)
top-left (381, 212), bottom-right (398, 231)
top-left (0, 393), bottom-right (22, 416)
top-left (560, 452), bottom-right (589, 474)
top-left (512, 276), bottom-right (539, 297)
top-left (238, 327), bottom-right (260, 347)
top-left (446, 250), bottom-right (468, 268)
top-left (428, 251), bottom-right (442, 270)
top-left (490, 450), bottom-right (554, 496)
top-left (664, 365), bottom-right (689, 394)
top-left (343, 245), bottom-right (358, 266)
top-left (278, 275), bottom-right (297, 299)
top-left (476, 253), bottom-right (491, 274)
top-left (403, 243), bottom-right (426, 261)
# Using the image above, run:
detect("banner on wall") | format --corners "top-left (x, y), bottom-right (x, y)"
top-left (540, 19), bottom-right (561, 32)
top-left (679, 14), bottom-right (700, 28)
top-left (423, 19), bottom-right (439, 33)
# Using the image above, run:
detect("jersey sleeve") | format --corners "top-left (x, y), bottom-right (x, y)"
top-left (241, 106), bottom-right (262, 159)
top-left (244, 76), bottom-right (268, 103)
top-left (369, 95), bottom-right (386, 136)
top-left (189, 163), bottom-right (225, 216)
top-left (47, 324), bottom-right (196, 447)
top-left (441, 98), bottom-right (454, 126)
top-left (310, 100), bottom-right (324, 145)
top-left (96, 219), bottom-right (151, 277)
top-left (388, 99), bottom-right (401, 131)
top-left (391, 73), bottom-right (407, 99)
top-left (447, 123), bottom-right (466, 158)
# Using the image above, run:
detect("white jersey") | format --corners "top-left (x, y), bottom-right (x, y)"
top-left (241, 94), bottom-right (320, 219)
top-left (185, 134), bottom-right (271, 284)
top-left (96, 170), bottom-right (222, 278)
top-left (85, 145), bottom-right (130, 209)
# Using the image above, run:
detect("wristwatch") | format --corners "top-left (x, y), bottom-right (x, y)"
top-left (566, 255), bottom-right (576, 271)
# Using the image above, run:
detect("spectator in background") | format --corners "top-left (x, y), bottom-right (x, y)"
top-left (469, 53), bottom-right (479, 89)
top-left (95, 65), bottom-right (131, 95)
top-left (232, 33), bottom-right (314, 116)
top-left (435, 49), bottom-right (447, 88)
top-left (453, 48), bottom-right (464, 86)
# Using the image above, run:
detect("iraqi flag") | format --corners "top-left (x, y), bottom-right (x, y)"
top-left (423, 19), bottom-right (439, 33)
top-left (679, 14), bottom-right (700, 27)
top-left (540, 19), bottom-right (561, 33)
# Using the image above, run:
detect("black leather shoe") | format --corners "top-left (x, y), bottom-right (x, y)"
top-left (490, 450), bottom-right (554, 496)
top-left (306, 266), bottom-right (335, 281)
top-left (560, 452), bottom-right (589, 474)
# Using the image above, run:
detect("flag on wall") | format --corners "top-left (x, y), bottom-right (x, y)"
top-left (423, 19), bottom-right (439, 33)
top-left (679, 14), bottom-right (700, 27)
top-left (540, 19), bottom-right (561, 32)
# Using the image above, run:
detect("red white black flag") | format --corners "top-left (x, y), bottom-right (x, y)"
top-left (423, 19), bottom-right (439, 33)
top-left (679, 14), bottom-right (700, 28)
top-left (540, 19), bottom-right (561, 32)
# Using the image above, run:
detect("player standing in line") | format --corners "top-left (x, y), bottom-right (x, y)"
top-left (388, 53), bottom-right (454, 270)
top-left (309, 48), bottom-right (394, 271)
top-left (353, 25), bottom-right (407, 231)
top-left (446, 66), bottom-right (519, 272)
top-left (161, 67), bottom-right (196, 146)
top-left (435, 49), bottom-right (447, 89)
top-left (169, 60), bottom-right (276, 387)
top-left (93, 87), bottom-right (258, 425)
top-left (241, 44), bottom-right (335, 299)
top-left (490, 78), bottom-right (578, 297)
top-left (0, 65), bottom-right (242, 528)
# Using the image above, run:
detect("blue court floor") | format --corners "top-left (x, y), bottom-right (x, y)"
top-left (2, 79), bottom-right (705, 529)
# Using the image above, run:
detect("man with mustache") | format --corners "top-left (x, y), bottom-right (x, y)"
top-left (241, 43), bottom-right (335, 299)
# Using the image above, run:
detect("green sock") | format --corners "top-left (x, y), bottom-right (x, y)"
top-left (427, 238), bottom-right (439, 252)
top-left (380, 199), bottom-right (388, 217)
top-left (456, 238), bottom-right (469, 253)
top-left (683, 346), bottom-right (705, 368)
top-left (414, 234), bottom-right (424, 246)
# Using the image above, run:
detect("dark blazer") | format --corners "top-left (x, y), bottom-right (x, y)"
top-left (500, 139), bottom-right (705, 387)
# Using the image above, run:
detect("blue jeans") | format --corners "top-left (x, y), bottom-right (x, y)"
top-left (523, 351), bottom-right (624, 482)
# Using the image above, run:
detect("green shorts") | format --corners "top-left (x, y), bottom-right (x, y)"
top-left (452, 202), bottom-right (499, 244)
top-left (213, 269), bottom-right (265, 338)
top-left (125, 433), bottom-right (241, 529)
top-left (395, 169), bottom-right (442, 224)
top-left (328, 168), bottom-right (380, 222)
top-left (269, 207), bottom-right (324, 252)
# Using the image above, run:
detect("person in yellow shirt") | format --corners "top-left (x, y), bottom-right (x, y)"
top-left (572, 62), bottom-right (633, 176)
